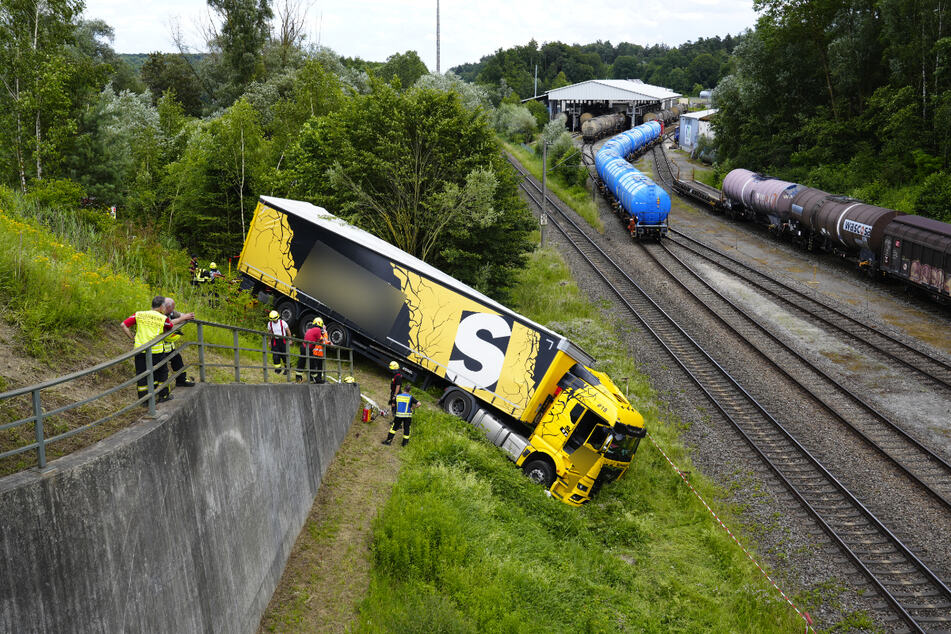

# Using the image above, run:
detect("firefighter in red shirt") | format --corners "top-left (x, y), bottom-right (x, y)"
top-left (296, 317), bottom-right (329, 384)
top-left (121, 296), bottom-right (193, 404)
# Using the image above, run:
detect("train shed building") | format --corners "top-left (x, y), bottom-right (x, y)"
top-left (678, 108), bottom-right (718, 150)
top-left (544, 79), bottom-right (681, 131)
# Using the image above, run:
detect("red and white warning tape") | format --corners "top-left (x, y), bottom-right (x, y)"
top-left (646, 431), bottom-right (814, 632)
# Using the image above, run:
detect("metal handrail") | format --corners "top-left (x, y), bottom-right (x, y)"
top-left (0, 319), bottom-right (354, 470)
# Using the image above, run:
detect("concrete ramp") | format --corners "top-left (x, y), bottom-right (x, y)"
top-left (0, 383), bottom-right (359, 633)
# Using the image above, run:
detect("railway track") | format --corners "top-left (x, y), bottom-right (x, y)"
top-left (667, 228), bottom-right (951, 393)
top-left (641, 240), bottom-right (951, 509)
top-left (506, 153), bottom-right (951, 632)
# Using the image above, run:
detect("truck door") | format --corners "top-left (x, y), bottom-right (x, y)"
top-left (559, 408), bottom-right (611, 492)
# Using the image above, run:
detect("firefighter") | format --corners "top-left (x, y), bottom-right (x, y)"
top-left (296, 317), bottom-right (329, 383)
top-left (387, 360), bottom-right (403, 412)
top-left (383, 388), bottom-right (419, 446)
top-left (121, 296), bottom-right (193, 404)
top-left (267, 310), bottom-right (290, 374)
top-left (162, 297), bottom-right (195, 387)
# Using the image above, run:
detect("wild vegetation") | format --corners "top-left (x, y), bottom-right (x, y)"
top-left (0, 0), bottom-right (534, 303)
top-left (356, 248), bottom-right (817, 632)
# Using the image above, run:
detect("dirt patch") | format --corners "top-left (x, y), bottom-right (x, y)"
top-left (258, 361), bottom-right (404, 632)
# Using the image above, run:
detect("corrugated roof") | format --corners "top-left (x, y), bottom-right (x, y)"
top-left (681, 108), bottom-right (718, 120)
top-left (546, 79), bottom-right (681, 102)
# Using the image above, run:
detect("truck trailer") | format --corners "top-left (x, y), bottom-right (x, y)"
top-left (237, 196), bottom-right (647, 505)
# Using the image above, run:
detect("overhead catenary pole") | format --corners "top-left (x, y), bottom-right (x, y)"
top-left (541, 142), bottom-right (548, 246)
top-left (436, 0), bottom-right (440, 74)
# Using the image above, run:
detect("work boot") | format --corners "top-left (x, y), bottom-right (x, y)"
top-left (381, 438), bottom-right (392, 445)
top-left (177, 378), bottom-right (195, 387)
top-left (401, 438), bottom-right (409, 447)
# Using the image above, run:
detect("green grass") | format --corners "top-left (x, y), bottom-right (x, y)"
top-left (0, 192), bottom-right (261, 359)
top-left (356, 247), bottom-right (811, 632)
top-left (504, 141), bottom-right (604, 233)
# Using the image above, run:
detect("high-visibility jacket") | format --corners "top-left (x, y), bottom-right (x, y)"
top-left (132, 310), bottom-right (170, 354)
top-left (395, 393), bottom-right (416, 418)
top-left (304, 326), bottom-right (328, 357)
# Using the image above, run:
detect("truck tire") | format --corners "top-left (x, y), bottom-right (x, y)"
top-left (276, 300), bottom-right (300, 330)
top-left (522, 459), bottom-right (555, 488)
top-left (442, 389), bottom-right (475, 421)
top-left (326, 321), bottom-right (350, 347)
top-left (298, 311), bottom-right (316, 337)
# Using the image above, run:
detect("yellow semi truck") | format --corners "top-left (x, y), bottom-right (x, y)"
top-left (238, 196), bottom-right (646, 505)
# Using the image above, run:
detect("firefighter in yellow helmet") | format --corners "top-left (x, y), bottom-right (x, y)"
top-left (267, 309), bottom-right (291, 375)
top-left (383, 387), bottom-right (419, 447)
top-left (387, 360), bottom-right (403, 412)
top-left (296, 317), bottom-right (329, 383)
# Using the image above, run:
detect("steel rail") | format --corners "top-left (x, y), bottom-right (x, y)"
top-left (641, 238), bottom-right (951, 511)
top-left (667, 228), bottom-right (951, 393)
top-left (507, 154), bottom-right (951, 632)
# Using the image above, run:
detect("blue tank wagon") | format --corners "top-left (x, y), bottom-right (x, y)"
top-left (595, 121), bottom-right (671, 239)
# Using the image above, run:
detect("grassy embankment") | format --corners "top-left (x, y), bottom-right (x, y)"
top-left (0, 190), bottom-right (270, 473)
top-left (353, 246), bottom-right (814, 632)
top-left (503, 140), bottom-right (604, 233)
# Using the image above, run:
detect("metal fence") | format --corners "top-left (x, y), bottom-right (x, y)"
top-left (0, 319), bottom-right (354, 470)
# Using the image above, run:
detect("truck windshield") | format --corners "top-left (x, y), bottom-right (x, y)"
top-left (604, 433), bottom-right (640, 461)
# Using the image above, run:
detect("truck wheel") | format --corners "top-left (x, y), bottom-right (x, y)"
top-left (276, 300), bottom-right (299, 330)
top-left (326, 321), bottom-right (350, 347)
top-left (522, 459), bottom-right (555, 488)
top-left (298, 311), bottom-right (316, 337)
top-left (442, 389), bottom-right (475, 421)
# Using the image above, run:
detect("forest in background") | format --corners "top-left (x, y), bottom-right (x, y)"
top-left (450, 37), bottom-right (738, 99)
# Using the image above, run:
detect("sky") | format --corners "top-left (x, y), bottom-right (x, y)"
top-left (83, 0), bottom-right (760, 71)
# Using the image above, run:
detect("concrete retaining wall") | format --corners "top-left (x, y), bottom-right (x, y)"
top-left (0, 383), bottom-right (359, 634)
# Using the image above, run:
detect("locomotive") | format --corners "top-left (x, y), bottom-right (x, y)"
top-left (719, 169), bottom-right (951, 300)
top-left (594, 121), bottom-right (670, 239)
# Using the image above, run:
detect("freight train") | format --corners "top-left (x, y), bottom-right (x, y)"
top-left (643, 104), bottom-right (683, 125)
top-left (581, 112), bottom-right (626, 144)
top-left (682, 168), bottom-right (951, 301)
top-left (594, 121), bottom-right (670, 239)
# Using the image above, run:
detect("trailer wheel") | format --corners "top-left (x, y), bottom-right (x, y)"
top-left (442, 389), bottom-right (475, 421)
top-left (326, 321), bottom-right (350, 347)
top-left (298, 311), bottom-right (316, 337)
top-left (522, 459), bottom-right (555, 488)
top-left (276, 300), bottom-right (299, 329)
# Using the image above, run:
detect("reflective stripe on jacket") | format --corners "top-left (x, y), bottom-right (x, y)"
top-left (395, 394), bottom-right (413, 418)
top-left (133, 310), bottom-right (168, 354)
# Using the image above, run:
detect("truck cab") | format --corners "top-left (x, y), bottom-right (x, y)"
top-left (517, 364), bottom-right (646, 505)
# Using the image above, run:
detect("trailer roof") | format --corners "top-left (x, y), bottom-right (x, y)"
top-left (260, 196), bottom-right (593, 363)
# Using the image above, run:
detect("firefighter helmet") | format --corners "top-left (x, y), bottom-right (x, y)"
top-left (269, 310), bottom-right (279, 320)
top-left (343, 376), bottom-right (355, 383)
top-left (312, 317), bottom-right (324, 326)
top-left (389, 361), bottom-right (399, 371)
top-left (209, 262), bottom-right (218, 270)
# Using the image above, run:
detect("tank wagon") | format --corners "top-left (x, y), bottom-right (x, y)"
top-left (643, 104), bottom-right (683, 126)
top-left (709, 169), bottom-right (951, 301)
top-left (594, 121), bottom-right (670, 239)
top-left (581, 112), bottom-right (627, 144)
